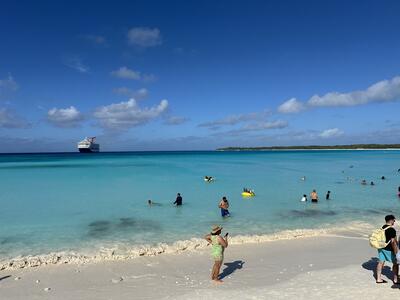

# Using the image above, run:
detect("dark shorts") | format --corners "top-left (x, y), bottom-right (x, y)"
top-left (311, 199), bottom-right (318, 203)
top-left (221, 208), bottom-right (230, 217)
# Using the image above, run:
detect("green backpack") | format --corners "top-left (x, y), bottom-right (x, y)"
top-left (369, 226), bottom-right (391, 249)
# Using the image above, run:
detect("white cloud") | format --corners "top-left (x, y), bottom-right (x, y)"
top-left (47, 106), bottom-right (84, 128)
top-left (198, 111), bottom-right (270, 129)
top-left (277, 98), bottom-right (306, 113)
top-left (0, 108), bottom-right (29, 128)
top-left (127, 27), bottom-right (162, 47)
top-left (113, 87), bottom-right (148, 100)
top-left (309, 76), bottom-right (400, 107)
top-left (319, 128), bottom-right (344, 138)
top-left (278, 76), bottom-right (400, 113)
top-left (164, 116), bottom-right (189, 125)
top-left (242, 120), bottom-right (288, 131)
top-left (65, 57), bottom-right (89, 73)
top-left (111, 66), bottom-right (141, 80)
top-left (94, 98), bottom-right (168, 130)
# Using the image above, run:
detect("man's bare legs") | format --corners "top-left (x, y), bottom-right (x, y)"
top-left (393, 263), bottom-right (398, 283)
top-left (211, 260), bottom-right (223, 283)
top-left (376, 261), bottom-right (385, 282)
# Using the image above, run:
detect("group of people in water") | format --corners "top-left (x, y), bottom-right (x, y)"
top-left (300, 189), bottom-right (331, 202)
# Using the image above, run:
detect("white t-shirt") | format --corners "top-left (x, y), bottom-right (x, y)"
top-left (301, 196), bottom-right (307, 202)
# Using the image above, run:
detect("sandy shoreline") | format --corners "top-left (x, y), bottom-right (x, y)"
top-left (1, 235), bottom-right (399, 299)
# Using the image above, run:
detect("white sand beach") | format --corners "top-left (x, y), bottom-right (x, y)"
top-left (1, 234), bottom-right (399, 299)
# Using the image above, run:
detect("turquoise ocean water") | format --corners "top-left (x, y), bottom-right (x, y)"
top-left (0, 150), bottom-right (399, 260)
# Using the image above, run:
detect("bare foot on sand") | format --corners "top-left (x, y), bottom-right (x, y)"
top-left (213, 279), bottom-right (224, 284)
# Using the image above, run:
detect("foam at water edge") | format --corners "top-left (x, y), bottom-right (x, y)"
top-left (0, 221), bottom-right (374, 270)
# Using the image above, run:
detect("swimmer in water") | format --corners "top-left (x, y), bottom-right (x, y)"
top-left (310, 189), bottom-right (318, 203)
top-left (218, 197), bottom-right (230, 217)
top-left (361, 179), bottom-right (367, 185)
top-left (301, 176), bottom-right (306, 181)
top-left (371, 181), bottom-right (375, 186)
top-left (301, 194), bottom-right (307, 202)
top-left (381, 176), bottom-right (386, 180)
top-left (326, 191), bottom-right (331, 200)
top-left (148, 199), bottom-right (161, 206)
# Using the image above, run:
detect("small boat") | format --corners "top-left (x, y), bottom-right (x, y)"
top-left (78, 137), bottom-right (100, 153)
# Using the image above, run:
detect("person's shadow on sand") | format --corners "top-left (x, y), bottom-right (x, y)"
top-left (362, 257), bottom-right (392, 280)
top-left (219, 260), bottom-right (245, 280)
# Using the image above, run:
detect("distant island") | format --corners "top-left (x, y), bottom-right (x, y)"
top-left (217, 144), bottom-right (400, 151)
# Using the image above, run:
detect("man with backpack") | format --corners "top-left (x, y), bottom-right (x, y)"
top-left (376, 215), bottom-right (398, 284)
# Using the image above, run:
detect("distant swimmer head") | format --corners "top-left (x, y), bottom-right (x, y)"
top-left (313, 189), bottom-right (316, 192)
top-left (381, 176), bottom-right (386, 180)
top-left (303, 194), bottom-right (307, 197)
top-left (177, 193), bottom-right (181, 196)
top-left (148, 200), bottom-right (152, 205)
top-left (222, 196), bottom-right (227, 201)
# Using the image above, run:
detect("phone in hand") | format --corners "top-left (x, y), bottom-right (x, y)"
top-left (224, 232), bottom-right (229, 237)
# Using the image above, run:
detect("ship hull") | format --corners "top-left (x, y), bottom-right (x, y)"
top-left (78, 148), bottom-right (99, 153)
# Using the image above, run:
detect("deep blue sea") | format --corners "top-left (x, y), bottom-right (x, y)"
top-left (0, 150), bottom-right (399, 260)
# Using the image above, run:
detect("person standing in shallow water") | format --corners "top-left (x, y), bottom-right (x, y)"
top-left (204, 225), bottom-right (228, 283)
top-left (173, 193), bottom-right (182, 206)
top-left (326, 191), bottom-right (331, 200)
top-left (218, 196), bottom-right (230, 217)
top-left (310, 189), bottom-right (318, 203)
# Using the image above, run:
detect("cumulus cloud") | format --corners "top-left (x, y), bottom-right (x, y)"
top-left (113, 87), bottom-right (149, 100)
top-left (164, 116), bottom-right (189, 125)
top-left (47, 106), bottom-right (84, 128)
top-left (94, 98), bottom-right (168, 130)
top-left (65, 57), bottom-right (89, 73)
top-left (127, 27), bottom-right (162, 47)
top-left (198, 111), bottom-right (270, 129)
top-left (0, 108), bottom-right (29, 128)
top-left (319, 128), bottom-right (344, 138)
top-left (277, 98), bottom-right (306, 113)
top-left (278, 76), bottom-right (400, 113)
top-left (111, 66), bottom-right (141, 80)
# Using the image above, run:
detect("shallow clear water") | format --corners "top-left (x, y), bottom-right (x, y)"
top-left (0, 150), bottom-right (399, 259)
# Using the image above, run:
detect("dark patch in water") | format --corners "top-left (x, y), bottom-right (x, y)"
top-left (118, 217), bottom-right (136, 228)
top-left (282, 209), bottom-right (337, 218)
top-left (335, 181), bottom-right (345, 184)
top-left (88, 220), bottom-right (112, 238)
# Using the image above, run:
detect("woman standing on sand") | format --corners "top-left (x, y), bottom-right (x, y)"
top-left (204, 225), bottom-right (228, 283)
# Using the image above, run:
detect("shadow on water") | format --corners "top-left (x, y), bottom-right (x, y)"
top-left (362, 257), bottom-right (393, 281)
top-left (219, 260), bottom-right (245, 280)
top-left (281, 209), bottom-right (337, 218)
top-left (87, 217), bottom-right (162, 239)
top-left (88, 220), bottom-right (112, 238)
top-left (0, 275), bottom-right (11, 282)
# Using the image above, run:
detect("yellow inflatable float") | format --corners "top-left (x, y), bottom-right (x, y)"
top-left (241, 191), bottom-right (255, 197)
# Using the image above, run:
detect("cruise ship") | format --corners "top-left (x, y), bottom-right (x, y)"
top-left (77, 137), bottom-right (100, 153)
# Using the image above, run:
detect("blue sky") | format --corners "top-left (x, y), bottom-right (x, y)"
top-left (1, 0), bottom-right (400, 152)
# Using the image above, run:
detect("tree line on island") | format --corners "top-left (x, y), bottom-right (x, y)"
top-left (217, 144), bottom-right (400, 151)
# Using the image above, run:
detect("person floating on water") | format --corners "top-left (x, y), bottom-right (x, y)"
top-left (326, 191), bottom-right (331, 200)
top-left (310, 189), bottom-right (318, 203)
top-left (148, 200), bottom-right (161, 206)
top-left (204, 225), bottom-right (228, 283)
top-left (242, 188), bottom-right (255, 196)
top-left (204, 176), bottom-right (214, 182)
top-left (174, 193), bottom-right (183, 206)
top-left (301, 176), bottom-right (306, 181)
top-left (218, 196), bottom-right (230, 217)
top-left (301, 194), bottom-right (307, 202)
